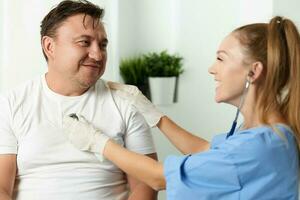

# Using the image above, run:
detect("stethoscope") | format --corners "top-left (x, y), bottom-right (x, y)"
top-left (226, 78), bottom-right (250, 139)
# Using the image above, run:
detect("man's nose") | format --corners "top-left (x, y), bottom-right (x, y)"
top-left (89, 45), bottom-right (103, 61)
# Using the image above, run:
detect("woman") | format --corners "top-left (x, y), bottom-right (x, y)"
top-left (64, 16), bottom-right (300, 199)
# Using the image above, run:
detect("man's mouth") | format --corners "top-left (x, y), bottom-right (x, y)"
top-left (82, 64), bottom-right (100, 69)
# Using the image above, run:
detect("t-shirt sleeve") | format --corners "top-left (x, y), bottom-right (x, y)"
top-left (0, 95), bottom-right (17, 154)
top-left (123, 105), bottom-right (156, 155)
top-left (164, 149), bottom-right (241, 199)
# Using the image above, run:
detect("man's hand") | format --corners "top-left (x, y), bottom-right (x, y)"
top-left (63, 114), bottom-right (110, 161)
top-left (107, 82), bottom-right (164, 128)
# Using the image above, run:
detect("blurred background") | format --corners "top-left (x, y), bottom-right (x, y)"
top-left (0, 1), bottom-right (299, 199)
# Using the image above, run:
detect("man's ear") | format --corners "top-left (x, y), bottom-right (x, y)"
top-left (248, 61), bottom-right (263, 83)
top-left (41, 36), bottom-right (55, 60)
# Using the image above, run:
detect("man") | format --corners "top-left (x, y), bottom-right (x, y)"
top-left (0, 1), bottom-right (157, 199)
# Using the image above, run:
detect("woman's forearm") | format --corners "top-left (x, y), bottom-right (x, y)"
top-left (157, 116), bottom-right (210, 154)
top-left (103, 140), bottom-right (166, 191)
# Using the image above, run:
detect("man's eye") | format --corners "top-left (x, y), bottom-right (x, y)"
top-left (100, 43), bottom-right (108, 50)
top-left (217, 57), bottom-right (223, 61)
top-left (79, 40), bottom-right (90, 46)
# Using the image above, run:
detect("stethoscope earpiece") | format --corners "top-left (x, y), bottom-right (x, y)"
top-left (245, 80), bottom-right (250, 89)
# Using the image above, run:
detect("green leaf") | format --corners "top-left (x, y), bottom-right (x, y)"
top-left (119, 56), bottom-right (148, 85)
top-left (143, 50), bottom-right (184, 77)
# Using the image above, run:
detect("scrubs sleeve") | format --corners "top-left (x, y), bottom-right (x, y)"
top-left (164, 149), bottom-right (241, 199)
top-left (210, 133), bottom-right (227, 148)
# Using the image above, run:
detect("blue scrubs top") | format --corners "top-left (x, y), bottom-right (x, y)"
top-left (164, 124), bottom-right (299, 200)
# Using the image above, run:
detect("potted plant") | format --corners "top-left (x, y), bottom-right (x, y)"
top-left (144, 50), bottom-right (184, 105)
top-left (119, 56), bottom-right (150, 98)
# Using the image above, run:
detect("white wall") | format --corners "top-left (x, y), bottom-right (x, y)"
top-left (118, 0), bottom-right (137, 59)
top-left (118, 0), bottom-right (178, 57)
top-left (0, 2), bottom-right (3, 85)
top-left (273, 0), bottom-right (300, 26)
top-left (0, 0), bottom-right (48, 91)
top-left (237, 0), bottom-right (273, 25)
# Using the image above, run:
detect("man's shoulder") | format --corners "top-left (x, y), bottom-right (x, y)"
top-left (95, 79), bottom-right (128, 104)
top-left (95, 79), bottom-right (137, 115)
top-left (0, 75), bottom-right (42, 101)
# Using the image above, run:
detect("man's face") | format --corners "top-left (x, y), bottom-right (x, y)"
top-left (50, 14), bottom-right (108, 89)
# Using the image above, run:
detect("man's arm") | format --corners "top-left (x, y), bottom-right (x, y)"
top-left (127, 153), bottom-right (158, 200)
top-left (0, 154), bottom-right (16, 200)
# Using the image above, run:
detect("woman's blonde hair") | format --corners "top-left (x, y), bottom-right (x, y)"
top-left (234, 16), bottom-right (300, 147)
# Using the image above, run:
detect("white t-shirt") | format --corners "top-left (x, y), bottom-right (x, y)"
top-left (0, 75), bottom-right (156, 200)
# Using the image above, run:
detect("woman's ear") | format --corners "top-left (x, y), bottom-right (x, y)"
top-left (248, 61), bottom-right (263, 83)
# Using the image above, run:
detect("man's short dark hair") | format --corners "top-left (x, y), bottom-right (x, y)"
top-left (40, 0), bottom-right (105, 61)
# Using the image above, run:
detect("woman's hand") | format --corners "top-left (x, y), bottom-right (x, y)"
top-left (107, 81), bottom-right (164, 128)
top-left (63, 114), bottom-right (110, 161)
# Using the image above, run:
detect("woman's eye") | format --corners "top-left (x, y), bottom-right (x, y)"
top-left (217, 57), bottom-right (223, 61)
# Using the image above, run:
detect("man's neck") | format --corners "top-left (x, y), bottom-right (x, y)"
top-left (45, 72), bottom-right (88, 96)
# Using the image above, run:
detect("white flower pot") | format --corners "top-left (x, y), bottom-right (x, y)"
top-left (149, 77), bottom-right (176, 105)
